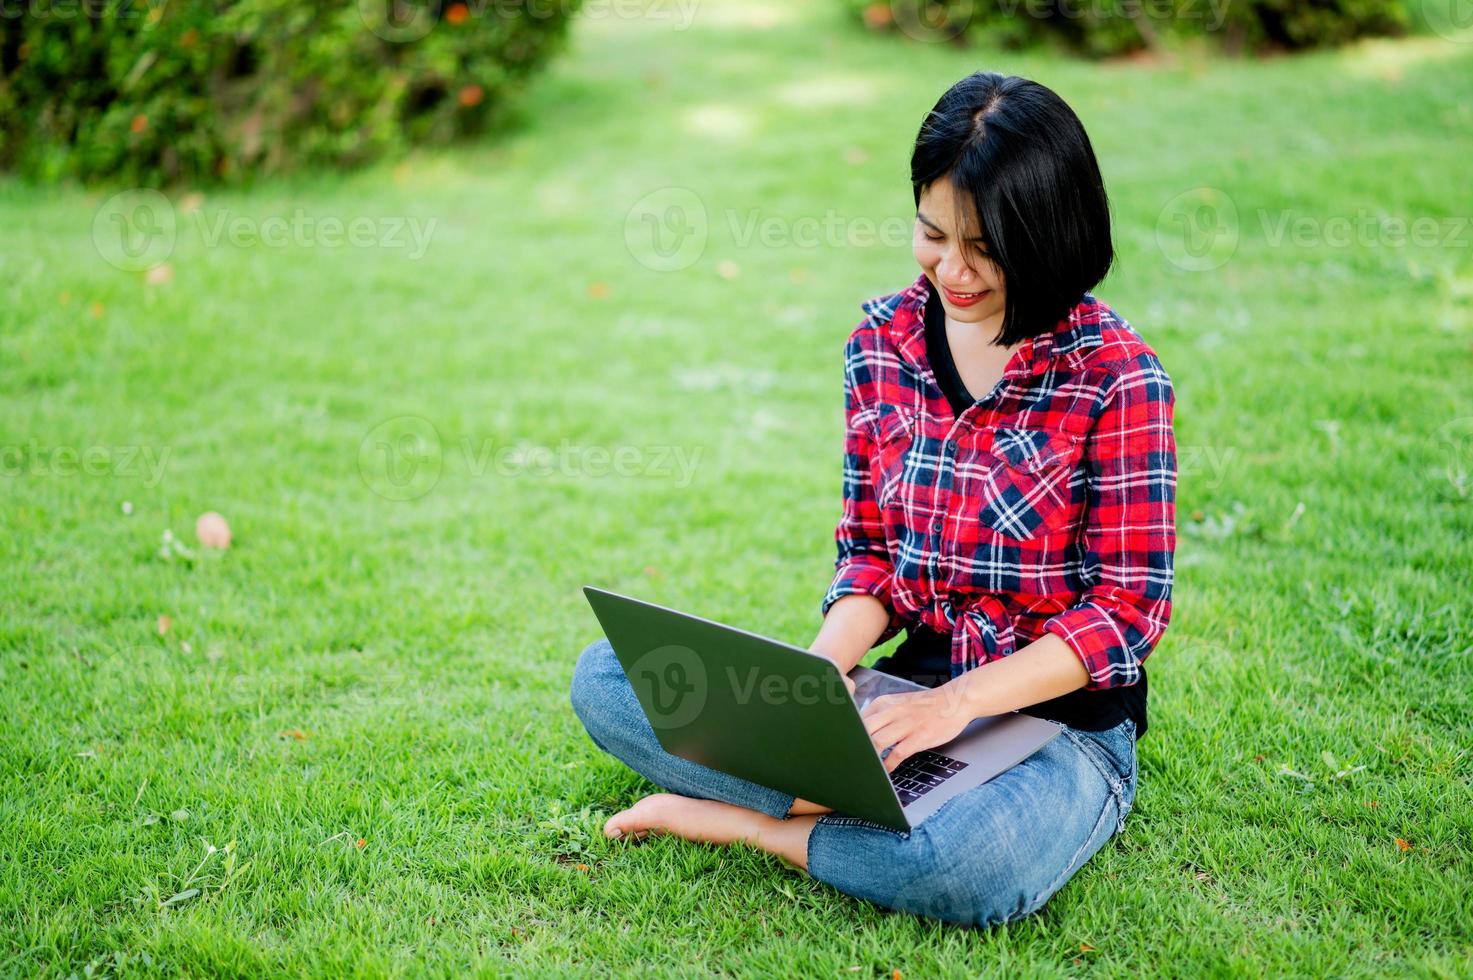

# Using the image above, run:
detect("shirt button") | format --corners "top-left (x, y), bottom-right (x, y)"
top-left (931, 519), bottom-right (943, 535)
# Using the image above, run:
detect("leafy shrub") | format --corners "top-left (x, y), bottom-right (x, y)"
top-left (0, 0), bottom-right (582, 184)
top-left (844, 0), bottom-right (1408, 58)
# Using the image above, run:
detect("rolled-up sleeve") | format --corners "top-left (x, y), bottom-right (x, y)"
top-left (819, 334), bottom-right (902, 644)
top-left (1044, 351), bottom-right (1176, 690)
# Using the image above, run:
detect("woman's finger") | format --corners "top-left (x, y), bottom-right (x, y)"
top-left (866, 718), bottom-right (907, 752)
top-left (859, 693), bottom-right (898, 723)
top-left (883, 738), bottom-right (918, 773)
top-left (861, 702), bottom-right (898, 732)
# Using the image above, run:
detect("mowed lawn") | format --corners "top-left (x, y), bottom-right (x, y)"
top-left (3, 0), bottom-right (1471, 974)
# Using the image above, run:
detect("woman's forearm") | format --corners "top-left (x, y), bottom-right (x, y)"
top-left (949, 631), bottom-right (1090, 719)
top-left (808, 593), bottom-right (890, 673)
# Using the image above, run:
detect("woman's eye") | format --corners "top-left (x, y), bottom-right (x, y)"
top-left (923, 233), bottom-right (944, 243)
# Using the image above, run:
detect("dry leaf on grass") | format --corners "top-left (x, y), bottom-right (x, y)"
top-left (195, 511), bottom-right (232, 549)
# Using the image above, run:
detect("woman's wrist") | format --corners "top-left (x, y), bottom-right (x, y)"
top-left (947, 633), bottom-right (1091, 719)
top-left (807, 642), bottom-right (860, 675)
top-left (947, 669), bottom-right (1001, 720)
top-left (809, 593), bottom-right (889, 674)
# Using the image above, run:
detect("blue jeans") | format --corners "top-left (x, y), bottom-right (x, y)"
top-left (569, 637), bottom-right (1138, 929)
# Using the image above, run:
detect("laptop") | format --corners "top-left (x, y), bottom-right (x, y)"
top-left (583, 586), bottom-right (1062, 832)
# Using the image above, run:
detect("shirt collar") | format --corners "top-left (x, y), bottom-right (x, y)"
top-left (865, 273), bottom-right (1106, 380)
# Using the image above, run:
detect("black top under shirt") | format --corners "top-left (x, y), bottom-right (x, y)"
top-left (881, 296), bottom-right (1147, 737)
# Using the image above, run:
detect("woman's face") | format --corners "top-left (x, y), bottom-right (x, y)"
top-left (912, 178), bottom-right (1006, 333)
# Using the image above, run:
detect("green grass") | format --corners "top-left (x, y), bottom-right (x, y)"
top-left (3, 0), bottom-right (1472, 975)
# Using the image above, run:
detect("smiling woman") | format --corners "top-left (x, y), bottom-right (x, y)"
top-left (570, 70), bottom-right (1176, 929)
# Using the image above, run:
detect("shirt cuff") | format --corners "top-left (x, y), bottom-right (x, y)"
top-left (1043, 598), bottom-right (1143, 691)
top-left (820, 557), bottom-right (903, 645)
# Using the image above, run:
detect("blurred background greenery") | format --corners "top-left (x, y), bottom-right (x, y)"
top-left (0, 0), bottom-right (1455, 185)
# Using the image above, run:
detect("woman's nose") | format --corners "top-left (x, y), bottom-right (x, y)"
top-left (937, 251), bottom-right (976, 287)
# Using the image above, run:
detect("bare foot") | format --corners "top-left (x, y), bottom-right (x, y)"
top-left (604, 793), bottom-right (767, 846)
top-left (604, 793), bottom-right (821, 870)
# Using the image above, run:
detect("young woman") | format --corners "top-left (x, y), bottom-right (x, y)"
top-left (569, 71), bottom-right (1177, 928)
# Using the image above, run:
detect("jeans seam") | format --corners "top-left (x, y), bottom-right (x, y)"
top-left (1013, 784), bottom-right (1117, 922)
top-left (816, 813), bottom-right (912, 839)
top-left (1059, 728), bottom-right (1123, 788)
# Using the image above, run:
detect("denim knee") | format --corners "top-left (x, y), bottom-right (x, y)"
top-left (569, 637), bottom-right (624, 748)
top-left (807, 820), bottom-right (1009, 928)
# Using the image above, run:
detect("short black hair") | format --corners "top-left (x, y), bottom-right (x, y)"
top-left (911, 71), bottom-right (1113, 347)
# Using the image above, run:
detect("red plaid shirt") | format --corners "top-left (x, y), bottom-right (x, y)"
top-left (822, 273), bottom-right (1177, 690)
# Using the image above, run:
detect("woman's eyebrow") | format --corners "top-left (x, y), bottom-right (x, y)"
top-left (915, 210), bottom-right (988, 244)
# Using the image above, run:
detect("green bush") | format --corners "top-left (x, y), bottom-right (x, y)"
top-left (0, 0), bottom-right (582, 185)
top-left (844, 0), bottom-right (1409, 58)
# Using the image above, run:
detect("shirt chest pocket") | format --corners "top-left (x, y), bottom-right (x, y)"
top-left (867, 407), bottom-right (918, 510)
top-left (968, 426), bottom-right (1085, 541)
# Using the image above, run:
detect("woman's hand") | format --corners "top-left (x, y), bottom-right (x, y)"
top-left (859, 684), bottom-right (975, 772)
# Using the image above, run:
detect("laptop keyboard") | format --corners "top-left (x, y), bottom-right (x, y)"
top-left (889, 750), bottom-right (969, 806)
